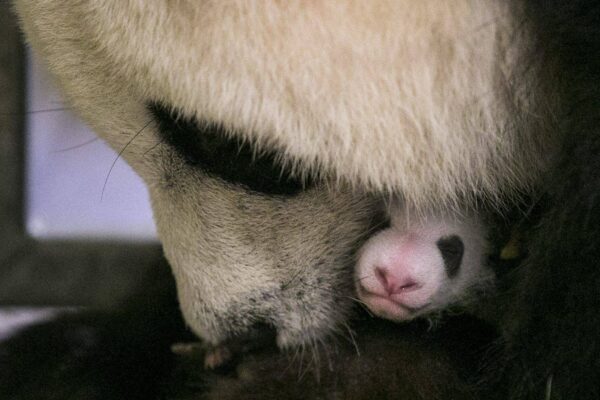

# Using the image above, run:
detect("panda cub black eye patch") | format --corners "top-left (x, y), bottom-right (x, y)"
top-left (148, 102), bottom-right (310, 196)
top-left (436, 235), bottom-right (464, 279)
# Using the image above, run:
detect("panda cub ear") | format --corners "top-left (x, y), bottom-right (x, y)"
top-left (355, 206), bottom-right (493, 322)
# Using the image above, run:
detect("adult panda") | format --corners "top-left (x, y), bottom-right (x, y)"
top-left (8, 1), bottom-right (600, 399)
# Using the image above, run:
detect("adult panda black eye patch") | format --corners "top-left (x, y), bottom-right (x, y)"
top-left (148, 102), bottom-right (311, 196)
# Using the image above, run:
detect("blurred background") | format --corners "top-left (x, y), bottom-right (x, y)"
top-left (25, 51), bottom-right (157, 241)
top-left (0, 3), bottom-right (165, 339)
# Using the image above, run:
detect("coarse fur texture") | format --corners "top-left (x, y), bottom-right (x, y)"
top-left (12, 0), bottom-right (558, 349)
top-left (14, 1), bottom-right (558, 208)
top-left (9, 0), bottom-right (600, 399)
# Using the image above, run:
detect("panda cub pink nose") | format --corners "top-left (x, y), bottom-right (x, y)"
top-left (355, 227), bottom-right (463, 319)
top-left (374, 267), bottom-right (422, 295)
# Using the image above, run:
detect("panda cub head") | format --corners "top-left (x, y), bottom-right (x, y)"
top-left (356, 205), bottom-right (493, 322)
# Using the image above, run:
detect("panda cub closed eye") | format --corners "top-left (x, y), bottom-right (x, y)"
top-left (355, 205), bottom-right (493, 322)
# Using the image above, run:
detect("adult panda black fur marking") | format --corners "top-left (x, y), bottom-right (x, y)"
top-left (496, 2), bottom-right (600, 398)
top-left (149, 102), bottom-right (313, 196)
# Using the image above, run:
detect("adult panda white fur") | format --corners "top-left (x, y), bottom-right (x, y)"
top-left (8, 1), bottom-right (600, 399)
top-left (13, 0), bottom-right (553, 348)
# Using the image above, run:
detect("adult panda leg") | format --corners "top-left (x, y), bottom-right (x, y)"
top-left (504, 2), bottom-right (600, 398)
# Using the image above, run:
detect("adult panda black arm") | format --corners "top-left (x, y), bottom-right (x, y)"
top-left (502, 1), bottom-right (600, 398)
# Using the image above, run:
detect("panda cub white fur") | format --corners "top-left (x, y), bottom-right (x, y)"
top-left (356, 205), bottom-right (492, 322)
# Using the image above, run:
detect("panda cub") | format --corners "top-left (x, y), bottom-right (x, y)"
top-left (356, 205), bottom-right (493, 322)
